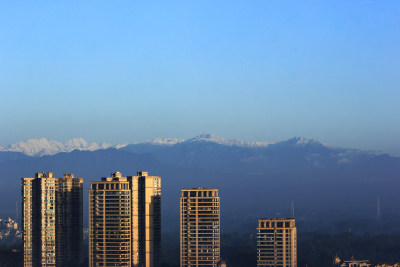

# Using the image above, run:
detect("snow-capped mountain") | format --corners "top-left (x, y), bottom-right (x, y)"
top-left (149, 138), bottom-right (185, 145)
top-left (184, 133), bottom-right (273, 147)
top-left (0, 134), bottom-right (363, 157)
top-left (0, 138), bottom-right (112, 156)
top-left (0, 134), bottom-right (281, 157)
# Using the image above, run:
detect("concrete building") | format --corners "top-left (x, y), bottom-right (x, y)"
top-left (89, 171), bottom-right (161, 267)
top-left (22, 172), bottom-right (83, 267)
top-left (257, 218), bottom-right (297, 267)
top-left (57, 174), bottom-right (84, 266)
top-left (0, 218), bottom-right (18, 231)
top-left (339, 257), bottom-right (371, 267)
top-left (5, 218), bottom-right (18, 230)
top-left (180, 187), bottom-right (220, 267)
top-left (130, 172), bottom-right (161, 267)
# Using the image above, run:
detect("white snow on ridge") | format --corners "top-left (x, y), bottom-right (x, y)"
top-left (1, 134), bottom-right (335, 157)
top-left (185, 133), bottom-right (274, 147)
top-left (116, 143), bottom-right (129, 149)
top-left (150, 138), bottom-right (185, 145)
top-left (295, 136), bottom-right (311, 145)
top-left (0, 138), bottom-right (112, 157)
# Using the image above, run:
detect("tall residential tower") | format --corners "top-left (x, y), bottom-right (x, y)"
top-left (89, 171), bottom-right (161, 267)
top-left (257, 218), bottom-right (297, 267)
top-left (180, 187), bottom-right (220, 267)
top-left (22, 172), bottom-right (83, 267)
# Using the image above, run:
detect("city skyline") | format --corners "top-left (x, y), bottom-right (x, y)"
top-left (1, 1), bottom-right (399, 155)
top-left (12, 169), bottom-right (400, 266)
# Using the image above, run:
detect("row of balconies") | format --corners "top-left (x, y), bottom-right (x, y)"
top-left (187, 240), bottom-right (220, 243)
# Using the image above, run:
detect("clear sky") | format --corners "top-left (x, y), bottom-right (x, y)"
top-left (1, 1), bottom-right (399, 154)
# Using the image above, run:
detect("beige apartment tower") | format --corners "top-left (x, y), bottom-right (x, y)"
top-left (257, 218), bottom-right (297, 267)
top-left (180, 187), bottom-right (220, 267)
top-left (89, 171), bottom-right (161, 267)
top-left (22, 172), bottom-right (83, 267)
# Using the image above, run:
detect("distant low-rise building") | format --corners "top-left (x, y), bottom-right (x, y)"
top-left (0, 218), bottom-right (18, 231)
top-left (375, 264), bottom-right (400, 267)
top-left (336, 257), bottom-right (371, 267)
top-left (335, 256), bottom-right (400, 267)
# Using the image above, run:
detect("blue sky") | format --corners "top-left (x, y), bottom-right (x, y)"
top-left (1, 1), bottom-right (399, 154)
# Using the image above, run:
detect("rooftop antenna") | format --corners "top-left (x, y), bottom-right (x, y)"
top-left (291, 201), bottom-right (295, 218)
top-left (377, 197), bottom-right (381, 224)
top-left (16, 200), bottom-right (19, 223)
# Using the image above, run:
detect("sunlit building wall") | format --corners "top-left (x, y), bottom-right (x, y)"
top-left (180, 187), bottom-right (220, 267)
top-left (129, 172), bottom-right (161, 267)
top-left (257, 218), bottom-right (297, 267)
top-left (89, 172), bottom-right (132, 267)
top-left (22, 172), bottom-right (83, 267)
top-left (89, 171), bottom-right (161, 267)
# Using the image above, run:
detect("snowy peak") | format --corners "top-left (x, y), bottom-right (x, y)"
top-left (0, 138), bottom-right (112, 156)
top-left (149, 138), bottom-right (185, 145)
top-left (64, 138), bottom-right (89, 149)
top-left (64, 138), bottom-right (111, 151)
top-left (0, 138), bottom-right (64, 156)
top-left (281, 136), bottom-right (322, 146)
top-left (186, 133), bottom-right (227, 143)
top-left (185, 133), bottom-right (273, 147)
top-left (293, 136), bottom-right (315, 145)
top-left (295, 136), bottom-right (310, 144)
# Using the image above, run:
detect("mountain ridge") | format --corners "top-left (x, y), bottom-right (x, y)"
top-left (0, 134), bottom-right (365, 157)
top-left (0, 137), bottom-right (112, 156)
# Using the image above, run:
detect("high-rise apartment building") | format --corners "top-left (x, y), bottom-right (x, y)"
top-left (57, 174), bottom-right (84, 266)
top-left (180, 187), bottom-right (220, 267)
top-left (22, 172), bottom-right (83, 267)
top-left (89, 171), bottom-right (161, 267)
top-left (131, 172), bottom-right (161, 267)
top-left (257, 218), bottom-right (297, 267)
top-left (89, 172), bottom-right (131, 267)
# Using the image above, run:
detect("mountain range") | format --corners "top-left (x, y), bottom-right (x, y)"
top-left (0, 137), bottom-right (113, 156)
top-left (1, 134), bottom-right (399, 233)
top-left (0, 134), bottom-right (274, 156)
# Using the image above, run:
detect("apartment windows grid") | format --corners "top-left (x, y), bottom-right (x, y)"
top-left (89, 171), bottom-right (161, 267)
top-left (22, 172), bottom-right (83, 267)
top-left (257, 218), bottom-right (297, 267)
top-left (180, 187), bottom-right (220, 267)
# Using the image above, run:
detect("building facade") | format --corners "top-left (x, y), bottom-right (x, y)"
top-left (89, 171), bottom-right (161, 267)
top-left (130, 172), bottom-right (161, 267)
top-left (180, 187), bottom-right (220, 267)
top-left (338, 257), bottom-right (371, 267)
top-left (257, 218), bottom-right (297, 267)
top-left (22, 172), bottom-right (83, 267)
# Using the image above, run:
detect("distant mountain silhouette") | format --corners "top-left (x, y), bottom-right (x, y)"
top-left (0, 138), bottom-right (112, 156)
top-left (121, 135), bottom-right (377, 173)
top-left (1, 134), bottom-right (399, 233)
